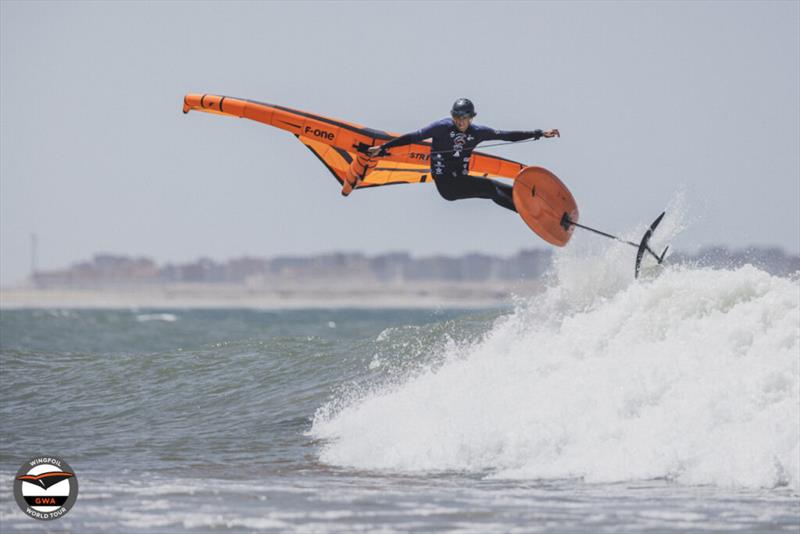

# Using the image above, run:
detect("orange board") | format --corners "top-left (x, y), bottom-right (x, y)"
top-left (512, 166), bottom-right (578, 247)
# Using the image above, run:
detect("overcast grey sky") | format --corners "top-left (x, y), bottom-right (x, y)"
top-left (1, 0), bottom-right (798, 285)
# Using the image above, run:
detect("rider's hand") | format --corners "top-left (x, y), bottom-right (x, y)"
top-left (542, 129), bottom-right (560, 138)
top-left (367, 145), bottom-right (384, 157)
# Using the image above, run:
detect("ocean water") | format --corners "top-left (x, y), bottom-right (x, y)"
top-left (1, 250), bottom-right (798, 532)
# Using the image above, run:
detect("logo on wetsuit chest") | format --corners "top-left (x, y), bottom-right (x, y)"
top-left (449, 130), bottom-right (475, 158)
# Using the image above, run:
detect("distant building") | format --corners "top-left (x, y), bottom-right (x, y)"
top-left (33, 254), bottom-right (159, 289)
top-left (28, 246), bottom-right (798, 289)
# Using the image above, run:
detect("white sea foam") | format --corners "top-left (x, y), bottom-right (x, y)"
top-left (135, 313), bottom-right (178, 322)
top-left (312, 239), bottom-right (800, 489)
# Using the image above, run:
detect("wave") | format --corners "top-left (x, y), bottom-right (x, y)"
top-left (312, 229), bottom-right (800, 489)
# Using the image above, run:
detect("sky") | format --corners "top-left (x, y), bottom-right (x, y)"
top-left (1, 0), bottom-right (798, 286)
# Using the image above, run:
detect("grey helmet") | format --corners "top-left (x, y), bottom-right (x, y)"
top-left (451, 98), bottom-right (476, 118)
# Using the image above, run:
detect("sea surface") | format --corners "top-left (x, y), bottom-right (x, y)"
top-left (1, 249), bottom-right (799, 532)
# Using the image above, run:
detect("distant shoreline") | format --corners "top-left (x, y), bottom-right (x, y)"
top-left (0, 282), bottom-right (541, 310)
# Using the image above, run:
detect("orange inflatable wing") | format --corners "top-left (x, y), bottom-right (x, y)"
top-left (182, 93), bottom-right (525, 191)
top-left (297, 136), bottom-right (434, 188)
top-left (295, 136), bottom-right (350, 187)
top-left (469, 151), bottom-right (525, 180)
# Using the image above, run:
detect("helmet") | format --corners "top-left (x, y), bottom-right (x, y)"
top-left (451, 98), bottom-right (476, 118)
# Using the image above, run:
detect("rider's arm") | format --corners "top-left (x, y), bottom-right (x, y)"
top-left (480, 128), bottom-right (544, 142)
top-left (380, 121), bottom-right (444, 150)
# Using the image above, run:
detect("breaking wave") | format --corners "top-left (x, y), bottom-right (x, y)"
top-left (312, 221), bottom-right (800, 489)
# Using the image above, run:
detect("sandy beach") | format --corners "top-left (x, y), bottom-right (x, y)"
top-left (0, 280), bottom-right (543, 309)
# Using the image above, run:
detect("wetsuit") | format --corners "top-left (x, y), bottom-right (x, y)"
top-left (381, 118), bottom-right (543, 212)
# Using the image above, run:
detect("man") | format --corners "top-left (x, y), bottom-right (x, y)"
top-left (367, 98), bottom-right (559, 212)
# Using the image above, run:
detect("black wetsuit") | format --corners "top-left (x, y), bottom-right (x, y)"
top-left (381, 118), bottom-right (543, 212)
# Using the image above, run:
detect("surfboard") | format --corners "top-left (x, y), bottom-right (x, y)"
top-left (512, 166), bottom-right (579, 247)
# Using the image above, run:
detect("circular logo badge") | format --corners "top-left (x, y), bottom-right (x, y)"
top-left (13, 456), bottom-right (78, 520)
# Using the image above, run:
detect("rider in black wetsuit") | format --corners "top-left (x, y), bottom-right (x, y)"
top-left (367, 98), bottom-right (559, 212)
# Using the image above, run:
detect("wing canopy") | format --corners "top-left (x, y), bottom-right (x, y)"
top-left (297, 136), bottom-right (435, 188)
